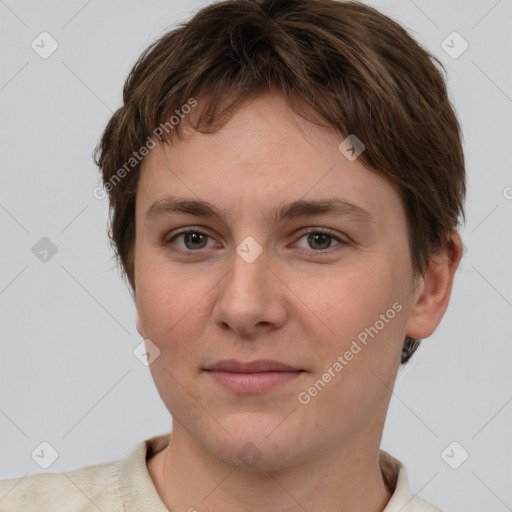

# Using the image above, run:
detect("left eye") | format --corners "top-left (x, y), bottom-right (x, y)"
top-left (294, 229), bottom-right (345, 251)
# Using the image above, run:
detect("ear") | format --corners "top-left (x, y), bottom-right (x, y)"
top-left (405, 231), bottom-right (463, 339)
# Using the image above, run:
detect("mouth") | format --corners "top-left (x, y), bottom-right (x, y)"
top-left (203, 359), bottom-right (305, 393)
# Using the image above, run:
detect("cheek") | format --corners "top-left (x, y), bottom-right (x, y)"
top-left (134, 265), bottom-right (208, 388)
top-left (135, 261), bottom-right (208, 405)
top-left (310, 261), bottom-right (404, 338)
top-left (298, 260), bottom-right (409, 394)
top-left (135, 246), bottom-right (207, 330)
top-left (294, 269), bottom-right (406, 426)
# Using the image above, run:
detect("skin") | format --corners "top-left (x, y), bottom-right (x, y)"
top-left (133, 93), bottom-right (462, 512)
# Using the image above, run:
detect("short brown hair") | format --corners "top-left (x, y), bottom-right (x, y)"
top-left (93, 0), bottom-right (466, 364)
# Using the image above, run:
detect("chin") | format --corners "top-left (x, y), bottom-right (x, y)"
top-left (200, 423), bottom-right (310, 472)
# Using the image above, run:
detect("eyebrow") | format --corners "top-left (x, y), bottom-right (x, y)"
top-left (145, 196), bottom-right (375, 227)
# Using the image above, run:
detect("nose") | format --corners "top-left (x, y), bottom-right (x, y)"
top-left (212, 247), bottom-right (287, 338)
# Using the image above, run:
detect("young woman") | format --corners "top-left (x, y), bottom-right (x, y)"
top-left (0, 1), bottom-right (465, 510)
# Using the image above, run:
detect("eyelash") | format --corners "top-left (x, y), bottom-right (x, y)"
top-left (163, 227), bottom-right (348, 255)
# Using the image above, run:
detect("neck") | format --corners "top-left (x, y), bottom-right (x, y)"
top-left (149, 424), bottom-right (394, 512)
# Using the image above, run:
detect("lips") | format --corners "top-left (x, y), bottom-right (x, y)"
top-left (204, 359), bottom-right (304, 393)
top-left (204, 359), bottom-right (302, 373)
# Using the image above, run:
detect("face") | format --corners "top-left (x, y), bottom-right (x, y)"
top-left (134, 94), bottom-right (421, 470)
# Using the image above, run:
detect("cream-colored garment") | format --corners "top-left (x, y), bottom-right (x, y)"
top-left (0, 433), bottom-right (443, 511)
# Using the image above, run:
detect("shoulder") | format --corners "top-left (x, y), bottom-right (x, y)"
top-left (398, 495), bottom-right (444, 512)
top-left (0, 459), bottom-right (123, 512)
top-left (380, 450), bottom-right (445, 512)
top-left (0, 433), bottom-right (171, 512)
top-left (399, 496), bottom-right (445, 512)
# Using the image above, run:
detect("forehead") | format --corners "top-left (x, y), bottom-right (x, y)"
top-left (136, 94), bottom-right (404, 229)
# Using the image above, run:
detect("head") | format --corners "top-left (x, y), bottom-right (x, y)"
top-left (94, 0), bottom-right (465, 470)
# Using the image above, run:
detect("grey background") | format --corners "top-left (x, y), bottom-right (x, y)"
top-left (0, 1), bottom-right (511, 510)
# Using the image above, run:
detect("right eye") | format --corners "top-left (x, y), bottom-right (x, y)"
top-left (163, 227), bottom-right (219, 254)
